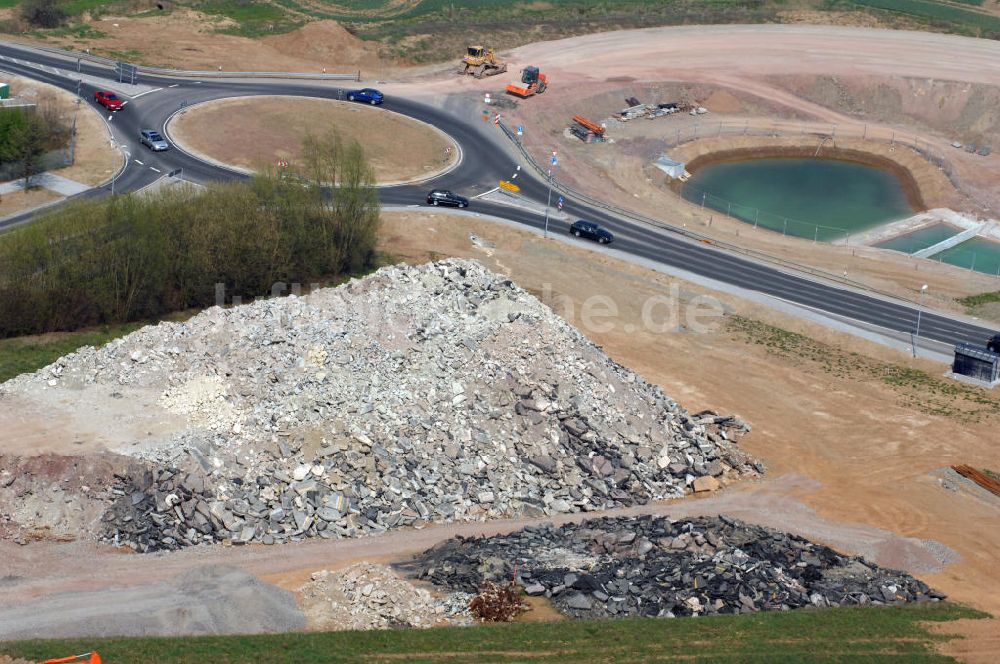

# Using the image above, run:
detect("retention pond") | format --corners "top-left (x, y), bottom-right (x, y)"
top-left (681, 157), bottom-right (916, 242)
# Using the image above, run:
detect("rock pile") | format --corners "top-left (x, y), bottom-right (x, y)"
top-left (409, 515), bottom-right (943, 618)
top-left (299, 563), bottom-right (465, 631)
top-left (101, 465), bottom-right (220, 551)
top-left (4, 260), bottom-right (758, 549)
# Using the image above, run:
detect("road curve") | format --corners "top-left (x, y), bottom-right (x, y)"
top-left (0, 40), bottom-right (996, 351)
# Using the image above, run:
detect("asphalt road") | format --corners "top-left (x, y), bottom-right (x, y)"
top-left (1, 40), bottom-right (997, 350)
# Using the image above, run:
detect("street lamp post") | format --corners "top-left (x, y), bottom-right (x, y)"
top-left (543, 168), bottom-right (553, 239)
top-left (913, 284), bottom-right (928, 357)
top-left (543, 151), bottom-right (557, 238)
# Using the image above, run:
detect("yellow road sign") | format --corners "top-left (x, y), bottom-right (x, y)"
top-left (499, 180), bottom-right (520, 193)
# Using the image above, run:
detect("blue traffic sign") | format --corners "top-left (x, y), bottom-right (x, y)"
top-left (551, 155), bottom-right (558, 166)
top-left (517, 125), bottom-right (524, 136)
top-left (557, 196), bottom-right (564, 210)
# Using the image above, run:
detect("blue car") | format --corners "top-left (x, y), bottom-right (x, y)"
top-left (347, 88), bottom-right (384, 105)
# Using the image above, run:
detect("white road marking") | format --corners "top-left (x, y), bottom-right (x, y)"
top-left (134, 160), bottom-right (144, 165)
top-left (130, 87), bottom-right (162, 99)
top-left (472, 187), bottom-right (500, 199)
top-left (149, 167), bottom-right (161, 173)
top-left (168, 84), bottom-right (179, 88)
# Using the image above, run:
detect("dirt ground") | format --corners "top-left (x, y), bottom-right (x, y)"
top-left (0, 187), bottom-right (60, 218)
top-left (3, 212), bottom-right (1000, 660)
top-left (8, 14), bottom-right (388, 75)
top-left (169, 96), bottom-right (456, 183)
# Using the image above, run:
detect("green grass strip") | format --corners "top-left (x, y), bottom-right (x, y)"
top-left (0, 603), bottom-right (987, 664)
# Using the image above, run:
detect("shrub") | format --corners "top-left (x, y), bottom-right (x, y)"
top-left (20, 0), bottom-right (67, 29)
top-left (0, 130), bottom-right (380, 337)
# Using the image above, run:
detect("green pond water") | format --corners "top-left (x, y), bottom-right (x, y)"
top-left (932, 237), bottom-right (1000, 276)
top-left (876, 224), bottom-right (959, 254)
top-left (682, 158), bottom-right (915, 242)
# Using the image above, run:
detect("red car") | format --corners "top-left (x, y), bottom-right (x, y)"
top-left (94, 90), bottom-right (125, 111)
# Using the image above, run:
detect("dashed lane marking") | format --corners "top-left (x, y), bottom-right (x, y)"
top-left (134, 160), bottom-right (144, 165)
top-left (149, 167), bottom-right (161, 173)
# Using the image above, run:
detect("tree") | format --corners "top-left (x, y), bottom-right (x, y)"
top-left (20, 0), bottom-right (66, 29)
top-left (7, 115), bottom-right (48, 189)
top-left (0, 109), bottom-right (47, 188)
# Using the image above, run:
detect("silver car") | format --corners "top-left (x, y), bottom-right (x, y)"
top-left (140, 129), bottom-right (169, 152)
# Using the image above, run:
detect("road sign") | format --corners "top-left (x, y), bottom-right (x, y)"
top-left (499, 180), bottom-right (520, 193)
top-left (115, 61), bottom-right (138, 85)
top-left (494, 113), bottom-right (501, 125)
top-left (484, 93), bottom-right (492, 104)
top-left (551, 154), bottom-right (558, 166)
top-left (516, 125), bottom-right (523, 136)
top-left (557, 196), bottom-right (564, 210)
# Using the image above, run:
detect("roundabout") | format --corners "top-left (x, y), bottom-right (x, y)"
top-left (0, 33), bottom-right (996, 352)
top-left (167, 95), bottom-right (459, 185)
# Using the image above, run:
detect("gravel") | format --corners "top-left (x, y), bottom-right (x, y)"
top-left (299, 563), bottom-right (469, 631)
top-left (0, 565), bottom-right (306, 639)
top-left (2, 260), bottom-right (758, 551)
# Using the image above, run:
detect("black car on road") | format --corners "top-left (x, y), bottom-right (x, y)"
top-left (569, 220), bottom-right (614, 244)
top-left (427, 189), bottom-right (469, 208)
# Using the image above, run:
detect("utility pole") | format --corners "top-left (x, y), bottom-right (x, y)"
top-left (543, 168), bottom-right (553, 238)
top-left (913, 284), bottom-right (928, 357)
top-left (543, 150), bottom-right (557, 238)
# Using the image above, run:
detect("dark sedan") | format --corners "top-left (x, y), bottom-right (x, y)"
top-left (569, 220), bottom-right (614, 244)
top-left (347, 88), bottom-right (384, 105)
top-left (426, 189), bottom-right (469, 208)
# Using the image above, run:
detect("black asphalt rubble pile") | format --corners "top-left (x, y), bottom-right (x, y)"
top-left (3, 260), bottom-right (759, 550)
top-left (409, 515), bottom-right (944, 618)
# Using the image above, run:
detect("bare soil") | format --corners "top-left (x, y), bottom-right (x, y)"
top-left (8, 14), bottom-right (387, 75)
top-left (0, 187), bottom-right (60, 218)
top-left (169, 96), bottom-right (456, 183)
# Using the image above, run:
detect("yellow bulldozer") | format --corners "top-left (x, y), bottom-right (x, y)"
top-left (459, 46), bottom-right (508, 78)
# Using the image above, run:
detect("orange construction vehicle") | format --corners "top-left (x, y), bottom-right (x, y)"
top-left (505, 66), bottom-right (547, 98)
top-left (41, 653), bottom-right (101, 664)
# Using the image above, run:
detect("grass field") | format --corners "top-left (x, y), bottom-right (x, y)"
top-left (848, 0), bottom-right (1000, 36)
top-left (0, 602), bottom-right (987, 663)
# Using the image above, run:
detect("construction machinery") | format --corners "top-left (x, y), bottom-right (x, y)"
top-left (506, 66), bottom-right (547, 98)
top-left (459, 46), bottom-right (507, 78)
top-left (570, 115), bottom-right (606, 142)
top-left (41, 653), bottom-right (102, 664)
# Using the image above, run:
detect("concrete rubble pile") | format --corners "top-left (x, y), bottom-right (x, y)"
top-left (299, 563), bottom-right (470, 631)
top-left (4, 260), bottom-right (759, 550)
top-left (410, 515), bottom-right (945, 619)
